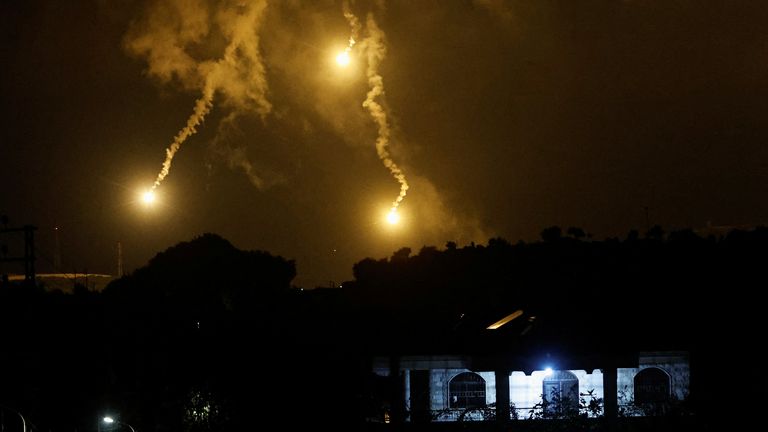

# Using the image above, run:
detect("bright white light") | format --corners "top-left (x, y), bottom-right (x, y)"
top-left (103, 417), bottom-right (115, 424)
top-left (336, 51), bottom-right (351, 67)
top-left (386, 210), bottom-right (400, 225)
top-left (142, 190), bottom-right (156, 205)
top-left (544, 367), bottom-right (553, 376)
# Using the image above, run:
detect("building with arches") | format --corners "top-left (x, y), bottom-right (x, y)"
top-left (372, 351), bottom-right (688, 422)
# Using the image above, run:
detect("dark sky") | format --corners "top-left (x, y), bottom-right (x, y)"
top-left (3, 0), bottom-right (768, 288)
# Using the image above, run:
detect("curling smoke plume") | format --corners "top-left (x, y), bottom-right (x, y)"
top-left (361, 13), bottom-right (409, 211)
top-left (126, 0), bottom-right (271, 191)
top-left (342, 1), bottom-right (361, 55)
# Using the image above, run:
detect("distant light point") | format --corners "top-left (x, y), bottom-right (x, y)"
top-left (336, 51), bottom-right (351, 67)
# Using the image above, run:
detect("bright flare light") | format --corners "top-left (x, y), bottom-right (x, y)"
top-left (142, 190), bottom-right (156, 205)
top-left (386, 210), bottom-right (400, 225)
top-left (336, 51), bottom-right (351, 67)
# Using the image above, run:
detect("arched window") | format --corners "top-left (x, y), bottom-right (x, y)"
top-left (634, 367), bottom-right (670, 406)
top-left (449, 372), bottom-right (486, 408)
top-left (542, 370), bottom-right (579, 417)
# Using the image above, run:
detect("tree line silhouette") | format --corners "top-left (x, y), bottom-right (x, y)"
top-left (1, 227), bottom-right (766, 430)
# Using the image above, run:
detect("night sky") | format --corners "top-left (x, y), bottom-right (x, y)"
top-left (3, 0), bottom-right (768, 288)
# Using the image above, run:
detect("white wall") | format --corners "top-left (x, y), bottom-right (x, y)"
top-left (509, 369), bottom-right (604, 418)
top-left (617, 351), bottom-right (690, 410)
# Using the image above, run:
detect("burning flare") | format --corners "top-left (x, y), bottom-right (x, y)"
top-left (336, 51), bottom-right (351, 67)
top-left (142, 189), bottom-right (156, 205)
top-left (386, 209), bottom-right (400, 225)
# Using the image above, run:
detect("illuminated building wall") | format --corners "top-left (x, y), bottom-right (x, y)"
top-left (509, 369), bottom-right (604, 417)
top-left (372, 351), bottom-right (689, 422)
top-left (617, 352), bottom-right (690, 414)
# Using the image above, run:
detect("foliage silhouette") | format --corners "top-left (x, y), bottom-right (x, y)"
top-left (3, 227), bottom-right (768, 430)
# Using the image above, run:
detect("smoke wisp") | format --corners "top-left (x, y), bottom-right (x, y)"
top-left (125, 0), bottom-right (271, 190)
top-left (360, 12), bottom-right (409, 212)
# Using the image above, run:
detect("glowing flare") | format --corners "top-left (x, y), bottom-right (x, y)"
top-left (336, 51), bottom-right (351, 67)
top-left (142, 190), bottom-right (156, 204)
top-left (386, 210), bottom-right (400, 225)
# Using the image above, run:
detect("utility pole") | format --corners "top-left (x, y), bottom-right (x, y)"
top-left (24, 225), bottom-right (35, 283)
top-left (54, 225), bottom-right (62, 270)
top-left (117, 241), bottom-right (123, 277)
top-left (0, 224), bottom-right (37, 284)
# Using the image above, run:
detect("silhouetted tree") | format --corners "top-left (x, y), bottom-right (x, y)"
top-left (645, 224), bottom-right (665, 240)
top-left (6, 226), bottom-right (768, 430)
top-left (541, 226), bottom-right (563, 242)
top-left (97, 233), bottom-right (298, 431)
top-left (391, 247), bottom-right (412, 261)
top-left (566, 227), bottom-right (586, 240)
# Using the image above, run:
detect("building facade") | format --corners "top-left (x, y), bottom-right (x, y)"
top-left (372, 351), bottom-right (689, 422)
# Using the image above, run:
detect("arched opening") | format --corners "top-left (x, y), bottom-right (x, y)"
top-left (449, 372), bottom-right (486, 408)
top-left (542, 370), bottom-right (579, 417)
top-left (634, 367), bottom-right (670, 415)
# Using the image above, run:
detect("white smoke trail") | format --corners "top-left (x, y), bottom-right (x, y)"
top-left (361, 13), bottom-right (409, 212)
top-left (127, 0), bottom-right (271, 191)
top-left (342, 0), bottom-right (361, 54)
top-left (152, 85), bottom-right (214, 189)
